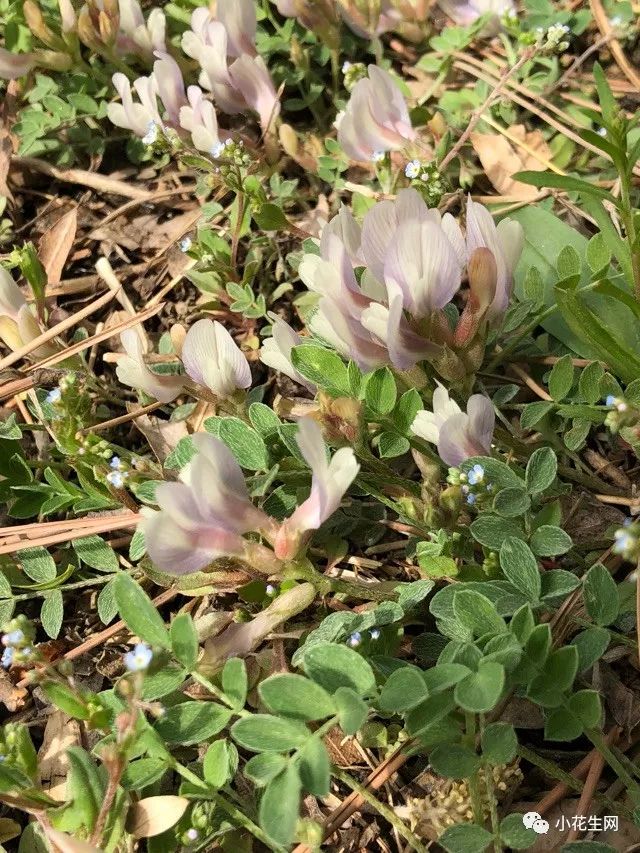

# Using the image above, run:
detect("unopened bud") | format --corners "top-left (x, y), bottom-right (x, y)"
top-left (98, 8), bottom-right (117, 45)
top-left (35, 49), bottom-right (73, 72)
top-left (279, 123), bottom-right (298, 158)
top-left (317, 392), bottom-right (362, 445)
top-left (59, 0), bottom-right (77, 33)
top-left (453, 247), bottom-right (497, 346)
top-left (23, 1), bottom-right (57, 47)
top-left (77, 6), bottom-right (100, 49)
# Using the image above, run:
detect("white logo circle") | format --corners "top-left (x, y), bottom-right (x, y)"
top-left (522, 811), bottom-right (549, 834)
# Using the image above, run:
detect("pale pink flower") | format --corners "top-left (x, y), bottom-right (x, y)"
top-left (275, 418), bottom-right (360, 560)
top-left (117, 0), bottom-right (165, 57)
top-left (0, 48), bottom-right (35, 80)
top-left (338, 65), bottom-right (415, 162)
top-left (152, 52), bottom-right (186, 125)
top-left (465, 197), bottom-right (524, 318)
top-left (437, 0), bottom-right (514, 28)
top-left (411, 383), bottom-right (495, 466)
top-left (107, 72), bottom-right (162, 137)
top-left (259, 315), bottom-right (317, 393)
top-left (0, 268), bottom-right (54, 356)
top-left (141, 432), bottom-right (271, 574)
top-left (115, 328), bottom-right (185, 403)
top-left (58, 0), bottom-right (77, 33)
top-left (181, 319), bottom-right (251, 398)
top-left (216, 0), bottom-right (257, 57)
top-left (182, 7), bottom-right (279, 133)
top-left (179, 85), bottom-right (221, 152)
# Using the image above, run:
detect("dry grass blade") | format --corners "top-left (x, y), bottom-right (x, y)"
top-left (0, 514), bottom-right (141, 555)
top-left (38, 207), bottom-right (78, 285)
top-left (12, 156), bottom-right (152, 200)
top-left (589, 0), bottom-right (640, 89)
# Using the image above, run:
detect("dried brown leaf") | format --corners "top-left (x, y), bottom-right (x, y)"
top-left (44, 829), bottom-right (102, 853)
top-left (470, 126), bottom-right (551, 200)
top-left (38, 207), bottom-right (78, 285)
top-left (38, 710), bottom-right (82, 801)
top-left (133, 413), bottom-right (189, 463)
top-left (0, 669), bottom-right (27, 712)
top-left (126, 795), bottom-right (189, 838)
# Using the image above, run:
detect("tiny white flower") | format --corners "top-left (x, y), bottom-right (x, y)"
top-left (110, 456), bottom-right (123, 470)
top-left (371, 150), bottom-right (386, 163)
top-left (46, 388), bottom-right (62, 404)
top-left (369, 628), bottom-right (381, 640)
top-left (467, 464), bottom-right (485, 486)
top-left (179, 237), bottom-right (192, 252)
top-left (342, 61), bottom-right (352, 74)
top-left (124, 642), bottom-right (153, 672)
top-left (186, 829), bottom-right (199, 842)
top-left (2, 630), bottom-right (24, 646)
top-left (405, 159), bottom-right (421, 179)
top-left (609, 15), bottom-right (622, 26)
top-left (107, 470), bottom-right (127, 488)
top-left (597, 127), bottom-right (607, 137)
top-left (211, 141), bottom-right (226, 158)
top-left (347, 631), bottom-right (362, 647)
top-left (142, 120), bottom-right (158, 145)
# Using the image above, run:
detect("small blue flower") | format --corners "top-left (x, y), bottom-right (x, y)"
top-left (369, 628), bottom-right (381, 641)
top-left (347, 632), bottom-right (362, 648)
top-left (179, 237), bottom-right (192, 253)
top-left (265, 584), bottom-right (276, 597)
top-left (2, 630), bottom-right (24, 647)
top-left (342, 61), bottom-right (352, 73)
top-left (613, 528), bottom-right (636, 555)
top-left (107, 470), bottom-right (127, 489)
top-left (124, 642), bottom-right (153, 672)
top-left (186, 828), bottom-right (199, 843)
top-left (46, 388), bottom-right (61, 404)
top-left (467, 464), bottom-right (485, 486)
top-left (371, 150), bottom-right (386, 163)
top-left (597, 127), bottom-right (607, 137)
top-left (110, 456), bottom-right (123, 470)
top-left (142, 121), bottom-right (158, 145)
top-left (404, 159), bottom-right (421, 179)
top-left (1, 648), bottom-right (13, 669)
top-left (605, 395), bottom-right (617, 407)
top-left (211, 141), bottom-right (226, 158)
top-left (466, 493), bottom-right (477, 505)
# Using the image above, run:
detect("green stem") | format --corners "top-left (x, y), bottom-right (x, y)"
top-left (333, 767), bottom-right (430, 853)
top-left (487, 304), bottom-right (558, 371)
top-left (587, 728), bottom-right (640, 803)
top-left (285, 559), bottom-right (393, 602)
top-left (173, 761), bottom-right (283, 851)
top-left (619, 175), bottom-right (640, 300)
top-left (479, 716), bottom-right (502, 853)
top-left (465, 712), bottom-right (485, 825)
top-left (190, 671), bottom-right (250, 716)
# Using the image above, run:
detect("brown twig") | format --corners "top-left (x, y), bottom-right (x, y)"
top-left (564, 747), bottom-right (608, 842)
top-left (590, 0), bottom-right (640, 90)
top-left (12, 156), bottom-right (152, 200)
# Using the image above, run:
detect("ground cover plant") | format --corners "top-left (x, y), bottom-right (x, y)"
top-left (0, 0), bottom-right (640, 850)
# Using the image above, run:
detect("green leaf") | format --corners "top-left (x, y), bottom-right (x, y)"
top-left (141, 666), bottom-right (187, 701)
top-left (430, 743), bottom-right (481, 778)
top-left (493, 487), bottom-right (530, 518)
top-left (452, 590), bottom-right (507, 637)
top-left (364, 367), bottom-right (397, 415)
top-left (301, 642), bottom-right (376, 696)
top-left (203, 739), bottom-right (237, 788)
top-left (454, 661), bottom-right (505, 713)
top-left (557, 246), bottom-right (582, 279)
top-left (298, 737), bottom-right (330, 797)
top-left (379, 668), bottom-right (427, 713)
top-left (122, 758), bottom-right (168, 791)
top-left (291, 345), bottom-right (349, 394)
top-left (499, 813), bottom-right (538, 849)
top-left (513, 170), bottom-right (616, 203)
top-left (439, 823), bottom-right (492, 853)
top-left (231, 714), bottom-right (309, 752)
top-left (72, 535), bottom-right (119, 572)
top-left (249, 403), bottom-right (281, 438)
top-left (593, 62), bottom-right (618, 125)
top-left (548, 354), bottom-right (575, 401)
top-left (97, 578), bottom-right (118, 625)
top-left (259, 765), bottom-right (301, 845)
top-left (378, 432), bottom-right (410, 458)
top-left (520, 400), bottom-right (554, 429)
top-left (568, 689), bottom-right (602, 728)
top-left (530, 525), bottom-right (572, 556)
top-left (540, 569), bottom-right (580, 600)
top-left (155, 701), bottom-right (232, 744)
top-left (114, 574), bottom-right (171, 649)
top-left (18, 547), bottom-right (56, 583)
top-left (222, 658), bottom-right (248, 711)
top-left (244, 753), bottom-right (287, 786)
top-left (525, 447), bottom-right (557, 494)
top-left (41, 682), bottom-right (89, 719)
top-left (254, 202), bottom-right (290, 231)
top-left (481, 722), bottom-right (517, 765)
top-left (259, 673), bottom-right (335, 721)
top-left (544, 706), bottom-right (583, 741)
top-left (499, 538), bottom-right (541, 602)
top-left (586, 234), bottom-right (611, 275)
top-left (218, 418), bottom-right (269, 470)
top-left (470, 515), bottom-right (525, 549)
top-left (583, 564), bottom-right (619, 626)
top-left (578, 361), bottom-right (605, 404)
top-left (571, 627), bottom-right (610, 672)
top-left (170, 613), bottom-right (198, 671)
top-left (40, 590), bottom-right (63, 639)
top-left (334, 686), bottom-right (368, 735)
top-left (394, 388), bottom-right (423, 433)
top-left (422, 663), bottom-right (470, 693)
top-left (65, 747), bottom-right (104, 832)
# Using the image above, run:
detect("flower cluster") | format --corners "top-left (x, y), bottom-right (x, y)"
top-left (259, 190), bottom-right (523, 379)
top-left (337, 65), bottom-right (416, 162)
top-left (413, 383), bottom-right (495, 467)
top-left (1, 617), bottom-right (36, 669)
top-left (108, 0), bottom-right (279, 151)
top-left (347, 628), bottom-right (381, 648)
top-left (436, 0), bottom-right (515, 29)
top-left (612, 519), bottom-right (640, 562)
top-left (604, 395), bottom-right (638, 434)
top-left (278, 0), bottom-right (430, 41)
top-left (537, 22), bottom-right (571, 53)
top-left (405, 160), bottom-right (447, 207)
top-left (140, 418), bottom-right (359, 575)
top-left (115, 319), bottom-right (250, 403)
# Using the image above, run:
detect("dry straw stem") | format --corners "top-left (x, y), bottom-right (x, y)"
top-left (589, 0), bottom-right (640, 90)
top-left (0, 514), bottom-right (141, 555)
top-left (12, 156), bottom-right (151, 200)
